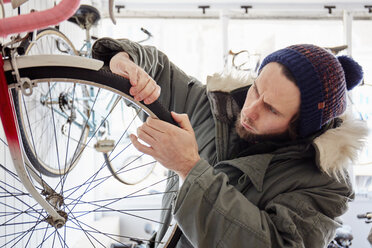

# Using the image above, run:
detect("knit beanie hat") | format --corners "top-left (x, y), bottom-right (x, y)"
top-left (259, 44), bottom-right (363, 137)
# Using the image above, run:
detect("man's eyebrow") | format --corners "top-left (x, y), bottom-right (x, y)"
top-left (253, 82), bottom-right (284, 117)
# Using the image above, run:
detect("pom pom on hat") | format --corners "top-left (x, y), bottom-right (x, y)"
top-left (337, 55), bottom-right (364, 90)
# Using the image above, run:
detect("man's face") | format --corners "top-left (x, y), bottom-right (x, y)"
top-left (236, 62), bottom-right (301, 142)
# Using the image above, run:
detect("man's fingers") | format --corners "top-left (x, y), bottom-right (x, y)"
top-left (144, 85), bottom-right (161, 104)
top-left (128, 67), bottom-right (139, 87)
top-left (146, 117), bottom-right (175, 132)
top-left (137, 126), bottom-right (155, 144)
top-left (134, 68), bottom-right (149, 92)
top-left (137, 124), bottom-right (164, 143)
top-left (130, 134), bottom-right (154, 156)
top-left (110, 53), bottom-right (161, 105)
top-left (112, 66), bottom-right (130, 79)
top-left (171, 112), bottom-right (193, 131)
top-left (135, 78), bottom-right (155, 101)
top-left (109, 52), bottom-right (132, 79)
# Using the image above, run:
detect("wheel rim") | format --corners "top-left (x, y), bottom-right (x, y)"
top-left (25, 30), bottom-right (77, 56)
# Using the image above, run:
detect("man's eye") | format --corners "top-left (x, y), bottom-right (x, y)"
top-left (268, 106), bottom-right (278, 115)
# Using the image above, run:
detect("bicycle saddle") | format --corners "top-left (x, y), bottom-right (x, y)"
top-left (68, 4), bottom-right (101, 30)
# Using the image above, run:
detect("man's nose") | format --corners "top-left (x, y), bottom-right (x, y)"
top-left (242, 97), bottom-right (263, 121)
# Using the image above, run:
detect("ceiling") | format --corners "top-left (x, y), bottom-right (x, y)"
top-left (93, 0), bottom-right (372, 19)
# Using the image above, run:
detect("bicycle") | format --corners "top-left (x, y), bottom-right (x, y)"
top-left (228, 49), bottom-right (261, 73)
top-left (0, 0), bottom-right (176, 247)
top-left (16, 4), bottom-right (157, 185)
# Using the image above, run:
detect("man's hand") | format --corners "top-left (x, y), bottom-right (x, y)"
top-left (109, 52), bottom-right (161, 104)
top-left (130, 112), bottom-right (200, 180)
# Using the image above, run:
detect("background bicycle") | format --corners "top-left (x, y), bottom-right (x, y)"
top-left (16, 4), bottom-right (158, 185)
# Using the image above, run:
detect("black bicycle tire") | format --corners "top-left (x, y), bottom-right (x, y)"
top-left (6, 66), bottom-right (175, 178)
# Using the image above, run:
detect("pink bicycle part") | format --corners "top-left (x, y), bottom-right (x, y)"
top-left (0, 0), bottom-right (80, 37)
top-left (0, 56), bottom-right (22, 160)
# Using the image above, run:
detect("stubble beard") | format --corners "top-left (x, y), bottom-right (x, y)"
top-left (235, 115), bottom-right (290, 143)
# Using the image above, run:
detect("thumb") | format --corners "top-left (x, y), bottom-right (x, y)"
top-left (171, 112), bottom-right (192, 131)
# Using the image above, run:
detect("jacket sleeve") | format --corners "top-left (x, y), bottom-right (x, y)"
top-left (91, 37), bottom-right (205, 115)
top-left (173, 159), bottom-right (347, 248)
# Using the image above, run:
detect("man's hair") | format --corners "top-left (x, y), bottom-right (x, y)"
top-left (278, 63), bottom-right (299, 140)
top-left (279, 63), bottom-right (296, 84)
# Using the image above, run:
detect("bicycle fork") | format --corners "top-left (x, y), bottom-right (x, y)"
top-left (0, 56), bottom-right (66, 228)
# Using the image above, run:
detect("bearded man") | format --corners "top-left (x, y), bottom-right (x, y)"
top-left (93, 40), bottom-right (367, 248)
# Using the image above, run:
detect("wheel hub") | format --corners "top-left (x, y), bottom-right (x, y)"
top-left (59, 92), bottom-right (76, 123)
top-left (43, 192), bottom-right (67, 228)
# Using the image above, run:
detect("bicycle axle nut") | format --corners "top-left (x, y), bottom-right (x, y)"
top-left (46, 210), bottom-right (68, 229)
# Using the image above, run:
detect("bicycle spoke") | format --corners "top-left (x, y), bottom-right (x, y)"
top-left (67, 211), bottom-right (129, 247)
top-left (117, 158), bottom-right (155, 175)
top-left (56, 230), bottom-right (71, 248)
top-left (69, 170), bottom-right (172, 201)
top-left (47, 82), bottom-right (63, 188)
top-left (0, 163), bottom-right (23, 184)
top-left (63, 167), bottom-right (169, 211)
top-left (4, 219), bottom-right (44, 248)
top-left (24, 211), bottom-right (45, 248)
top-left (65, 205), bottom-right (99, 248)
top-left (22, 92), bottom-right (47, 153)
top-left (65, 197), bottom-right (170, 224)
top-left (68, 87), bottom-right (102, 165)
top-left (35, 226), bottom-right (57, 248)
top-left (0, 137), bottom-right (7, 146)
top-left (0, 192), bottom-right (29, 199)
top-left (56, 87), bottom-right (101, 192)
top-left (107, 105), bottom-right (141, 159)
top-left (64, 175), bottom-right (175, 224)
top-left (62, 123), bottom-right (158, 215)
top-left (60, 83), bottom-right (77, 194)
top-left (0, 223), bottom-right (48, 240)
top-left (63, 189), bottom-right (176, 207)
top-left (20, 93), bottom-right (48, 193)
top-left (59, 100), bottom-right (128, 214)
top-left (0, 186), bottom-right (46, 222)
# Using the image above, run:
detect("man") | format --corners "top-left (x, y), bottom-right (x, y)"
top-left (92, 39), bottom-right (368, 247)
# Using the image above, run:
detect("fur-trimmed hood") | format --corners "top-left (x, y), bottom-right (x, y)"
top-left (206, 71), bottom-right (369, 179)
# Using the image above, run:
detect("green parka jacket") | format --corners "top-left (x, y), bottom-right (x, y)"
top-left (92, 38), bottom-right (368, 248)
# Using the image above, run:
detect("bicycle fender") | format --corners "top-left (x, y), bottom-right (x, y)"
top-left (3, 55), bottom-right (104, 72)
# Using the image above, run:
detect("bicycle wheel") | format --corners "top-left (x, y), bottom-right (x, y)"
top-left (24, 28), bottom-right (78, 56)
top-left (18, 28), bottom-right (88, 177)
top-left (2, 65), bottom-right (173, 247)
